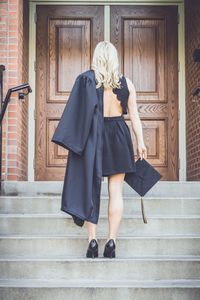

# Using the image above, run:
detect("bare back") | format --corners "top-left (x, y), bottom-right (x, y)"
top-left (103, 87), bottom-right (123, 117)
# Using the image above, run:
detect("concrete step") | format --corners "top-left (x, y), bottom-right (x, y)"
top-left (1, 181), bottom-right (200, 197)
top-left (0, 279), bottom-right (200, 300)
top-left (1, 257), bottom-right (200, 280)
top-left (1, 182), bottom-right (200, 300)
top-left (1, 235), bottom-right (200, 258)
top-left (1, 195), bottom-right (200, 215)
top-left (1, 213), bottom-right (200, 236)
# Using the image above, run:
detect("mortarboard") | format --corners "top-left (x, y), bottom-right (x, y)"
top-left (124, 158), bottom-right (162, 224)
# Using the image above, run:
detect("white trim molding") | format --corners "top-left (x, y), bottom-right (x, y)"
top-left (177, 2), bottom-right (186, 181)
top-left (28, 1), bottom-right (37, 181)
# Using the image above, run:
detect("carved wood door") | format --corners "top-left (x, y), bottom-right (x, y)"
top-left (110, 6), bottom-right (179, 180)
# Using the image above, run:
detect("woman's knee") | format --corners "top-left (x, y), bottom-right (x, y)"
top-left (108, 173), bottom-right (125, 195)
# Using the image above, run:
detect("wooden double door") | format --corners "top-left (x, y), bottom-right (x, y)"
top-left (35, 5), bottom-right (178, 181)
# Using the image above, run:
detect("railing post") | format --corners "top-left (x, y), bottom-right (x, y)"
top-left (0, 65), bottom-right (6, 192)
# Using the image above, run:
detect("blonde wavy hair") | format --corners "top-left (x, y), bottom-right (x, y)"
top-left (91, 41), bottom-right (122, 89)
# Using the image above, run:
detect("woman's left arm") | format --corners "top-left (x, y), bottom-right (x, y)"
top-left (126, 77), bottom-right (147, 160)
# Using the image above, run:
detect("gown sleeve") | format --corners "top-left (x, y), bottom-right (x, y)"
top-left (51, 74), bottom-right (97, 155)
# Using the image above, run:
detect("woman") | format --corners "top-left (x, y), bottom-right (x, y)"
top-left (85, 41), bottom-right (147, 259)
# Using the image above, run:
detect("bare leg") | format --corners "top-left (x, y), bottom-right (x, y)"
top-left (85, 221), bottom-right (97, 243)
top-left (107, 173), bottom-right (125, 243)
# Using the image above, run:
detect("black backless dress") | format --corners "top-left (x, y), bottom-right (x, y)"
top-left (102, 76), bottom-right (136, 176)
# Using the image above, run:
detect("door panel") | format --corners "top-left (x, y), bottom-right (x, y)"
top-left (111, 6), bottom-right (178, 180)
top-left (35, 5), bottom-right (104, 180)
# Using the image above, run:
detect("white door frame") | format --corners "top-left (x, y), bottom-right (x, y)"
top-left (28, 0), bottom-right (186, 181)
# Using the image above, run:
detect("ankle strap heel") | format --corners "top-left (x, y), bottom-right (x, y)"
top-left (103, 239), bottom-right (116, 258)
top-left (86, 239), bottom-right (98, 258)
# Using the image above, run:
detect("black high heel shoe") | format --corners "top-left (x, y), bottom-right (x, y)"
top-left (86, 239), bottom-right (98, 258)
top-left (103, 239), bottom-right (116, 258)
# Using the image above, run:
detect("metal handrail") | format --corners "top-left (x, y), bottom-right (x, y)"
top-left (0, 83), bottom-right (32, 124)
top-left (0, 66), bottom-right (32, 191)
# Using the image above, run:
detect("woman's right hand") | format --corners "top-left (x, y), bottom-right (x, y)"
top-left (137, 142), bottom-right (147, 160)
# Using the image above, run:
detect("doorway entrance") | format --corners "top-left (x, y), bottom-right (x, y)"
top-left (35, 5), bottom-right (178, 180)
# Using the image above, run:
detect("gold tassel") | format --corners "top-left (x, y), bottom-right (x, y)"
top-left (141, 197), bottom-right (147, 224)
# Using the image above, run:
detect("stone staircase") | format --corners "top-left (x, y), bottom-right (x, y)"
top-left (0, 181), bottom-right (200, 299)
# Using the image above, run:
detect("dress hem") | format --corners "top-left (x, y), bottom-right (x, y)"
top-left (102, 168), bottom-right (136, 177)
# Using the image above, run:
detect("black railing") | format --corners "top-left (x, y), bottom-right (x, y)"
top-left (0, 64), bottom-right (32, 191)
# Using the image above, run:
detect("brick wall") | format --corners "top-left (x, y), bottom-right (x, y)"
top-left (185, 0), bottom-right (200, 180)
top-left (0, 0), bottom-right (29, 181)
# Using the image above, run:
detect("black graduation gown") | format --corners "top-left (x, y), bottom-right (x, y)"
top-left (51, 70), bottom-right (104, 226)
top-left (51, 69), bottom-right (137, 227)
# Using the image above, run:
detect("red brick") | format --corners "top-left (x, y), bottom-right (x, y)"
top-left (0, 3), bottom-right (8, 9)
top-left (8, 111), bottom-right (18, 118)
top-left (8, 63), bottom-right (18, 70)
top-left (8, 140), bottom-right (18, 146)
top-left (0, 45), bottom-right (7, 51)
top-left (7, 175), bottom-right (18, 180)
top-left (8, 57), bottom-right (18, 64)
top-left (9, 31), bottom-right (18, 37)
top-left (10, 0), bottom-right (18, 4)
top-left (0, 31), bottom-right (8, 37)
top-left (8, 37), bottom-right (18, 44)
top-left (0, 9), bottom-right (8, 16)
top-left (7, 161), bottom-right (19, 167)
top-left (9, 4), bottom-right (18, 12)
top-left (185, 0), bottom-right (200, 180)
top-left (8, 71), bottom-right (18, 77)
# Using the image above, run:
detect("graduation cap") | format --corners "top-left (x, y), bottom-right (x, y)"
top-left (124, 158), bottom-right (162, 224)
